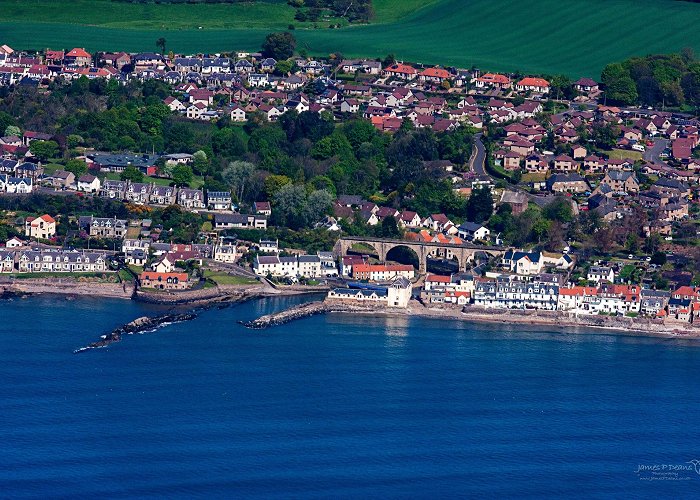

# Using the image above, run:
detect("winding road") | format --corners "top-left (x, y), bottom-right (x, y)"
top-left (470, 132), bottom-right (487, 176)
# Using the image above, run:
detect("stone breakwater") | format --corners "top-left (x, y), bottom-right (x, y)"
top-left (74, 313), bottom-right (197, 353)
top-left (242, 300), bottom-right (375, 329)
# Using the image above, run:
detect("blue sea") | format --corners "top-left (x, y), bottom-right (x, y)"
top-left (3, 295), bottom-right (700, 498)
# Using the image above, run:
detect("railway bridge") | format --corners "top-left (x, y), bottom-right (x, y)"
top-left (333, 237), bottom-right (505, 274)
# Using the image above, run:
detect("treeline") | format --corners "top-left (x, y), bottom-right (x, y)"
top-left (601, 50), bottom-right (700, 108)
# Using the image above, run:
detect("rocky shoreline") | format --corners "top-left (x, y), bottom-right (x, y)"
top-left (74, 312), bottom-right (197, 353)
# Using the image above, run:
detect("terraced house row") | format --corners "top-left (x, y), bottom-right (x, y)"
top-left (421, 271), bottom-right (700, 323)
top-left (0, 249), bottom-right (109, 273)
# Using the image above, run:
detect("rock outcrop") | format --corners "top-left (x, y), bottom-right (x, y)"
top-left (74, 313), bottom-right (197, 353)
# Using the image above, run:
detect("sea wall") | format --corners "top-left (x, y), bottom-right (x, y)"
top-left (1, 278), bottom-right (133, 300)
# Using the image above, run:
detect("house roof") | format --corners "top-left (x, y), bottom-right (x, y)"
top-left (518, 77), bottom-right (550, 88)
top-left (66, 48), bottom-right (91, 58)
top-left (386, 63), bottom-right (417, 75)
top-left (421, 67), bottom-right (450, 79)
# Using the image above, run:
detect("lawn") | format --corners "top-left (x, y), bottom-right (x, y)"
top-left (606, 149), bottom-right (643, 161)
top-left (42, 163), bottom-right (65, 175)
top-left (521, 173), bottom-right (547, 184)
top-left (1, 0), bottom-right (699, 76)
top-left (203, 269), bottom-right (258, 285)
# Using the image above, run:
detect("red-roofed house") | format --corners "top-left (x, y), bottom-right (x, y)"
top-left (474, 73), bottom-right (511, 89)
top-left (254, 201), bottom-right (272, 216)
top-left (516, 77), bottom-right (550, 93)
top-left (383, 63), bottom-right (418, 80)
top-left (352, 264), bottom-right (415, 281)
top-left (419, 67), bottom-right (450, 83)
top-left (65, 48), bottom-right (92, 67)
top-left (140, 271), bottom-right (190, 290)
top-left (672, 137), bottom-right (695, 161)
top-left (45, 50), bottom-right (64, 66)
top-left (24, 214), bottom-right (56, 240)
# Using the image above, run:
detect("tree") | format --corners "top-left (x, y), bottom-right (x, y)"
top-left (222, 161), bottom-right (256, 202)
top-left (549, 74), bottom-right (574, 100)
top-left (66, 134), bottom-right (84, 149)
top-left (4, 125), bottom-right (20, 137)
top-left (546, 220), bottom-right (565, 251)
top-left (272, 183), bottom-right (307, 229)
top-left (311, 132), bottom-right (353, 160)
top-left (211, 127), bottom-right (247, 159)
top-left (465, 186), bottom-right (494, 222)
top-left (172, 164), bottom-right (193, 187)
top-left (591, 122), bottom-right (620, 150)
top-left (650, 251), bottom-right (667, 266)
top-left (64, 159), bottom-right (88, 177)
top-left (0, 112), bottom-right (16, 136)
top-left (601, 62), bottom-right (638, 105)
top-left (262, 32), bottom-right (296, 60)
top-left (542, 197), bottom-right (573, 223)
top-left (275, 59), bottom-right (293, 75)
top-left (156, 37), bottom-right (167, 55)
top-left (264, 174), bottom-right (292, 198)
top-left (29, 140), bottom-right (59, 161)
top-left (120, 165), bottom-right (144, 183)
top-left (304, 189), bottom-right (334, 225)
top-left (192, 150), bottom-right (210, 176)
top-left (380, 215), bottom-right (401, 238)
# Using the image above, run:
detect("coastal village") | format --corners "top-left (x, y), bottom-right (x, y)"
top-left (1, 42), bottom-right (700, 330)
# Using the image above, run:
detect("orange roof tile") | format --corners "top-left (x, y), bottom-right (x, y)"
top-left (518, 77), bottom-right (550, 88)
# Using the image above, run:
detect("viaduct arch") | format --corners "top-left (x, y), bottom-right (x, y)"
top-left (333, 237), bottom-right (505, 274)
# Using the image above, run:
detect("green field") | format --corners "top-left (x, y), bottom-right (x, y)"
top-left (1, 0), bottom-right (700, 76)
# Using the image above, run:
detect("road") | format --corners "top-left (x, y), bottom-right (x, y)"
top-left (470, 132), bottom-right (487, 176)
top-left (643, 138), bottom-right (670, 166)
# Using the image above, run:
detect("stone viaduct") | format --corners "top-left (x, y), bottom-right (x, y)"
top-left (333, 237), bottom-right (505, 274)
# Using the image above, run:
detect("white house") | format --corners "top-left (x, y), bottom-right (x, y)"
top-left (587, 266), bottom-right (615, 284)
top-left (457, 222), bottom-right (490, 242)
top-left (213, 243), bottom-right (237, 263)
top-left (77, 174), bottom-right (101, 193)
top-left (5, 177), bottom-right (32, 193)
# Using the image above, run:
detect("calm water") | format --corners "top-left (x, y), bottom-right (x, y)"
top-left (3, 295), bottom-right (700, 498)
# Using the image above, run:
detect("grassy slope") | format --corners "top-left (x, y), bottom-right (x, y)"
top-left (0, 0), bottom-right (699, 76)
